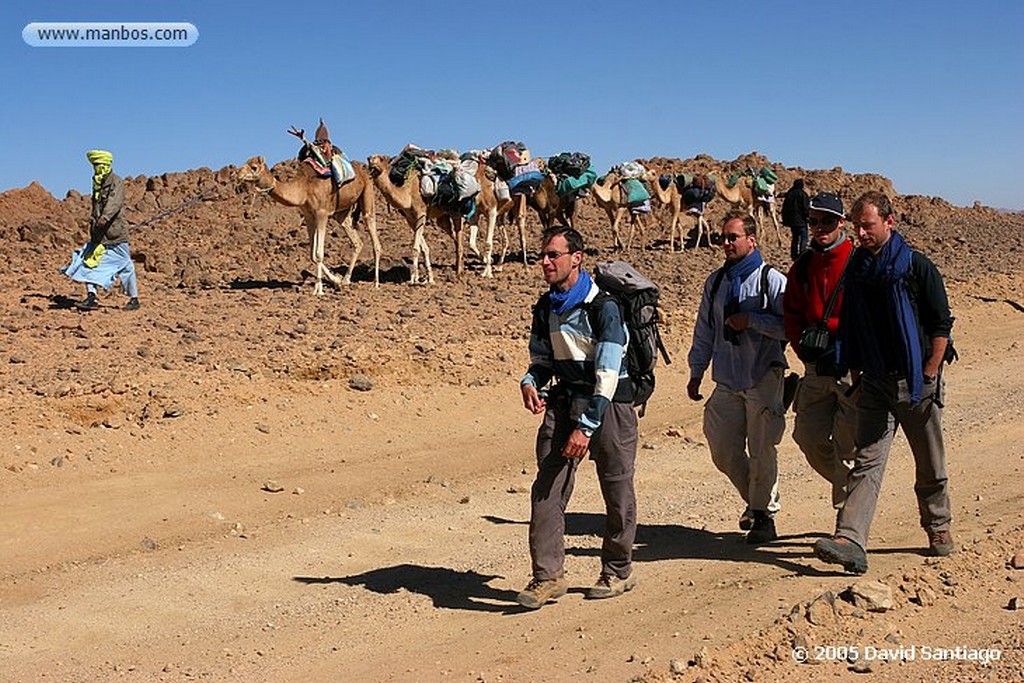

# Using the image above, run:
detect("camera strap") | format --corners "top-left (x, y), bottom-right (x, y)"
top-left (816, 250), bottom-right (853, 332)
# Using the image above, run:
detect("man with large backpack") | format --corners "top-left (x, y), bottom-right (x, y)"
top-left (813, 191), bottom-right (956, 574)
top-left (517, 225), bottom-right (639, 609)
top-left (687, 210), bottom-right (788, 544)
top-left (783, 192), bottom-right (856, 512)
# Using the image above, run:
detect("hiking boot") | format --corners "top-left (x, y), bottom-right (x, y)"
top-left (813, 536), bottom-right (868, 574)
top-left (77, 293), bottom-right (98, 311)
top-left (586, 573), bottom-right (637, 600)
top-left (123, 297), bottom-right (140, 311)
top-left (745, 512), bottom-right (777, 545)
top-left (516, 577), bottom-right (567, 610)
top-left (738, 507), bottom-right (755, 531)
top-left (926, 529), bottom-right (956, 557)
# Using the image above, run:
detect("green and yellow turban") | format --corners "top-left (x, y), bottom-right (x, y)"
top-left (86, 149), bottom-right (113, 199)
top-left (86, 149), bottom-right (113, 166)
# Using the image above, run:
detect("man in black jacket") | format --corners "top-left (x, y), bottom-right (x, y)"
top-left (782, 178), bottom-right (810, 260)
top-left (813, 191), bottom-right (955, 574)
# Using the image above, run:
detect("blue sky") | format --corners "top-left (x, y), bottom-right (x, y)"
top-left (3, 1), bottom-right (1022, 208)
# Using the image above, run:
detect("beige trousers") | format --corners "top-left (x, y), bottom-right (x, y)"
top-left (703, 366), bottom-right (785, 515)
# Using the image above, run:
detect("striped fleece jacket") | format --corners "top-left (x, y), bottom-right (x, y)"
top-left (521, 278), bottom-right (630, 433)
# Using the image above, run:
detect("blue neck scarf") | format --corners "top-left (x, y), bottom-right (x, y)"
top-left (722, 248), bottom-right (763, 318)
top-left (842, 230), bottom-right (924, 403)
top-left (549, 270), bottom-right (593, 315)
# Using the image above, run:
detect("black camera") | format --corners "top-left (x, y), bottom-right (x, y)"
top-left (798, 326), bottom-right (830, 360)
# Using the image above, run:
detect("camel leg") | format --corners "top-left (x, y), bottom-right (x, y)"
top-left (340, 213), bottom-right (362, 286)
top-left (409, 231), bottom-right (421, 285)
top-left (518, 194), bottom-right (528, 266)
top-left (770, 205), bottom-right (783, 246)
top-left (310, 213), bottom-right (339, 296)
top-left (410, 216), bottom-right (425, 284)
top-left (481, 205), bottom-right (497, 278)
top-left (417, 215), bottom-right (434, 285)
top-left (306, 219), bottom-right (323, 297)
top-left (468, 223), bottom-right (481, 259)
top-left (453, 216), bottom-right (465, 279)
top-left (609, 208), bottom-right (624, 251)
top-left (363, 185), bottom-right (382, 288)
top-left (495, 215), bottom-right (510, 273)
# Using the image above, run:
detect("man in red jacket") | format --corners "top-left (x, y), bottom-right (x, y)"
top-left (783, 192), bottom-right (856, 510)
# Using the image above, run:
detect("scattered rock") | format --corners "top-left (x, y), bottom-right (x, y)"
top-left (1007, 597), bottom-right (1022, 611)
top-left (349, 375), bottom-right (374, 392)
top-left (141, 537), bottom-right (157, 551)
top-left (850, 658), bottom-right (872, 673)
top-left (261, 480), bottom-right (284, 493)
top-left (844, 580), bottom-right (895, 612)
top-left (163, 404), bottom-right (186, 418)
top-left (1010, 553), bottom-right (1024, 569)
top-left (669, 658), bottom-right (687, 675)
top-left (806, 592), bottom-right (837, 625)
top-left (914, 586), bottom-right (937, 607)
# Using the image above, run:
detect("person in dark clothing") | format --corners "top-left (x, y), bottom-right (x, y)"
top-left (812, 191), bottom-right (955, 575)
top-left (782, 178), bottom-right (810, 260)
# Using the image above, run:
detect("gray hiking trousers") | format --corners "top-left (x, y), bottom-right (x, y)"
top-left (529, 393), bottom-right (638, 581)
top-left (792, 363), bottom-right (857, 508)
top-left (835, 373), bottom-right (951, 549)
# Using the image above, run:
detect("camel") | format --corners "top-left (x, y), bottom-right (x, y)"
top-left (649, 171), bottom-right (714, 251)
top-left (713, 173), bottom-right (783, 245)
top-left (465, 159), bottom-right (518, 278)
top-left (503, 174), bottom-right (582, 264)
top-left (647, 171), bottom-right (682, 251)
top-left (236, 156), bottom-right (380, 296)
top-left (591, 170), bottom-right (650, 252)
top-left (473, 160), bottom-right (580, 268)
top-left (366, 154), bottom-right (471, 283)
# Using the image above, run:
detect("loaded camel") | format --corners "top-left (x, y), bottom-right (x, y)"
top-left (464, 155), bottom-right (517, 278)
top-left (473, 158), bottom-right (580, 269)
top-left (366, 154), bottom-right (471, 283)
top-left (648, 170), bottom-right (688, 252)
top-left (591, 169), bottom-right (650, 252)
top-left (504, 173), bottom-right (581, 265)
top-left (713, 173), bottom-right (783, 245)
top-left (236, 156), bottom-right (381, 296)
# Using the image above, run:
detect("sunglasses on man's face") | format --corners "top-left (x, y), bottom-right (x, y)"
top-left (808, 216), bottom-right (840, 228)
top-left (539, 250), bottom-right (571, 261)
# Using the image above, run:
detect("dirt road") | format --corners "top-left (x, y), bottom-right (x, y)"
top-left (2, 271), bottom-right (1023, 683)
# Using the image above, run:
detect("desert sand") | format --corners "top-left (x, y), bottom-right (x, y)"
top-left (1, 152), bottom-right (1022, 682)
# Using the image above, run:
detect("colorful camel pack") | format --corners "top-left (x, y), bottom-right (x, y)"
top-left (677, 174), bottom-right (715, 211)
top-left (549, 152), bottom-right (596, 198)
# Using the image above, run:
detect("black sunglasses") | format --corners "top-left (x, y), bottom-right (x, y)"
top-left (808, 216), bottom-right (840, 228)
